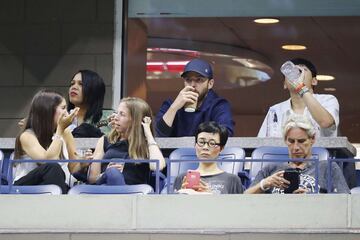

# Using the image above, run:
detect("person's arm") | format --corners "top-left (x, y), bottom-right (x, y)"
top-left (87, 136), bottom-right (105, 184)
top-left (20, 130), bottom-right (63, 160)
top-left (155, 101), bottom-right (173, 137)
top-left (156, 86), bottom-right (198, 136)
top-left (302, 93), bottom-right (336, 128)
top-left (287, 67), bottom-right (337, 129)
top-left (142, 117), bottom-right (166, 171)
top-left (20, 109), bottom-right (78, 160)
top-left (245, 171), bottom-right (289, 194)
top-left (62, 128), bottom-right (79, 173)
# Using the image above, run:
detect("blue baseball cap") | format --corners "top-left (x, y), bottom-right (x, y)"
top-left (181, 59), bottom-right (213, 79)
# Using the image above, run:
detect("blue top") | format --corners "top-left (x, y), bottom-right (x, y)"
top-left (155, 89), bottom-right (234, 137)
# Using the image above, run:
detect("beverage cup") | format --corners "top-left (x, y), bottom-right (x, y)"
top-left (76, 148), bottom-right (88, 159)
top-left (184, 96), bottom-right (198, 112)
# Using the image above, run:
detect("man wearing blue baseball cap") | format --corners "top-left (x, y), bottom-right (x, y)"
top-left (155, 59), bottom-right (234, 137)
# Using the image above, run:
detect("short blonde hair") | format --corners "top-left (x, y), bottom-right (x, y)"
top-left (282, 114), bottom-right (316, 139)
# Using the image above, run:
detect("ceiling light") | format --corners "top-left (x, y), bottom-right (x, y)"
top-left (281, 45), bottom-right (307, 50)
top-left (317, 75), bottom-right (335, 81)
top-left (324, 87), bottom-right (336, 92)
top-left (254, 18), bottom-right (279, 24)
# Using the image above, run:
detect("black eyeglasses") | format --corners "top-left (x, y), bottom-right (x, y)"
top-left (196, 138), bottom-right (220, 148)
top-left (183, 76), bottom-right (208, 84)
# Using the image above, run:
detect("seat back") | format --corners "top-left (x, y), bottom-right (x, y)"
top-left (0, 150), bottom-right (4, 180)
top-left (0, 150), bottom-right (10, 184)
top-left (1, 185), bottom-right (62, 195)
top-left (1, 152), bottom-right (16, 184)
top-left (351, 186), bottom-right (360, 194)
top-left (68, 184), bottom-right (154, 195)
top-left (250, 146), bottom-right (329, 180)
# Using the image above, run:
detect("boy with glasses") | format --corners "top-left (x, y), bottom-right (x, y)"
top-left (155, 59), bottom-right (234, 137)
top-left (173, 121), bottom-right (243, 194)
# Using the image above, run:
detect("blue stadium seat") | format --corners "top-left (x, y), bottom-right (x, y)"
top-left (68, 184), bottom-right (154, 195)
top-left (250, 146), bottom-right (329, 181)
top-left (0, 184), bottom-right (62, 195)
top-left (1, 152), bottom-right (64, 194)
top-left (0, 150), bottom-right (9, 184)
top-left (351, 186), bottom-right (360, 194)
top-left (169, 146), bottom-right (245, 176)
top-left (164, 146), bottom-right (246, 193)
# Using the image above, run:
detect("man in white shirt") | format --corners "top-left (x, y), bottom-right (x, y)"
top-left (258, 58), bottom-right (339, 138)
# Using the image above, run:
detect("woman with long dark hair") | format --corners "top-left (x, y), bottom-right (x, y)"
top-left (68, 69), bottom-right (111, 137)
top-left (14, 90), bottom-right (79, 193)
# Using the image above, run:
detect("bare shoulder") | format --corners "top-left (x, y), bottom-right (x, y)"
top-left (19, 130), bottom-right (37, 143)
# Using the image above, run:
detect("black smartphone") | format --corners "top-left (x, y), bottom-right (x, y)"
top-left (283, 168), bottom-right (300, 194)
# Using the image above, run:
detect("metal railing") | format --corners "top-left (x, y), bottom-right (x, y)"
top-left (1, 158), bottom-right (161, 194)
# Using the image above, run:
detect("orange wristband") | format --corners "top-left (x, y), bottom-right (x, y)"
top-left (295, 82), bottom-right (305, 93)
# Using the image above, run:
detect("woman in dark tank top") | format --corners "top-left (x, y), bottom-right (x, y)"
top-left (87, 97), bottom-right (166, 186)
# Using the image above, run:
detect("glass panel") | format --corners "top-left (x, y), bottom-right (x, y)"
top-left (125, 1), bottom-right (360, 141)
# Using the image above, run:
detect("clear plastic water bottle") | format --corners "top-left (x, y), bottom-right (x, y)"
top-left (280, 61), bottom-right (301, 82)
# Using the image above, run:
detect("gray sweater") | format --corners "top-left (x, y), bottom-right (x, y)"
top-left (251, 161), bottom-right (350, 193)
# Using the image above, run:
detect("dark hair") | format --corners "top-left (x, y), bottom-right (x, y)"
top-left (68, 70), bottom-right (105, 124)
top-left (195, 121), bottom-right (228, 147)
top-left (15, 90), bottom-right (64, 159)
top-left (290, 58), bottom-right (317, 78)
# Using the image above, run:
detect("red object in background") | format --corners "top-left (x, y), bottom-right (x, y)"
top-left (146, 61), bottom-right (190, 73)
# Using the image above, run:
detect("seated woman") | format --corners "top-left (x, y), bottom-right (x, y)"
top-left (245, 114), bottom-right (350, 194)
top-left (173, 121), bottom-right (243, 194)
top-left (13, 90), bottom-right (79, 193)
top-left (68, 69), bottom-right (112, 137)
top-left (87, 97), bottom-right (166, 186)
top-left (67, 70), bottom-right (114, 181)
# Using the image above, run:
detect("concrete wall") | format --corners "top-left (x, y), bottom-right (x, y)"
top-left (0, 0), bottom-right (114, 137)
top-left (0, 194), bottom-right (359, 239)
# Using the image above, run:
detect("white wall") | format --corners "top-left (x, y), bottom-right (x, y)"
top-left (0, 194), bottom-right (359, 239)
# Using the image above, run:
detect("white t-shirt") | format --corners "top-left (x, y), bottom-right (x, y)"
top-left (257, 94), bottom-right (339, 137)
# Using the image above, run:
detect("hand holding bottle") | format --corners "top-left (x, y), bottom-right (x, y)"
top-left (280, 61), bottom-right (309, 97)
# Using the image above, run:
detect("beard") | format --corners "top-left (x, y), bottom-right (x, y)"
top-left (197, 88), bottom-right (209, 104)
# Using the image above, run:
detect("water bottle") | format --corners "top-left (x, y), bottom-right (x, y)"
top-left (280, 61), bottom-right (301, 82)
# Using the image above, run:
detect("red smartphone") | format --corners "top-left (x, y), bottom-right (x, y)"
top-left (186, 170), bottom-right (200, 189)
